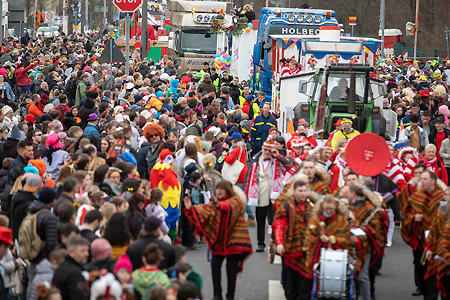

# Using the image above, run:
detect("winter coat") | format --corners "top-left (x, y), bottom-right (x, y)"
top-left (83, 124), bottom-right (99, 138)
top-left (28, 259), bottom-right (54, 300)
top-left (0, 249), bottom-right (18, 288)
top-left (0, 169), bottom-right (8, 195)
top-left (103, 74), bottom-right (115, 91)
top-left (28, 200), bottom-right (58, 263)
top-left (137, 142), bottom-right (151, 180)
top-left (146, 140), bottom-right (164, 177)
top-left (126, 234), bottom-right (176, 271)
top-left (0, 138), bottom-right (19, 163)
top-left (10, 190), bottom-right (37, 240)
top-left (250, 113), bottom-right (277, 151)
top-left (84, 257), bottom-right (117, 273)
top-left (228, 83), bottom-right (240, 106)
top-left (15, 65), bottom-right (34, 86)
top-left (53, 255), bottom-right (89, 300)
top-left (8, 154), bottom-right (27, 172)
top-left (80, 228), bottom-right (99, 243)
top-left (26, 102), bottom-right (44, 118)
top-left (75, 80), bottom-right (89, 106)
top-left (78, 99), bottom-right (96, 129)
top-left (197, 79), bottom-right (216, 94)
top-left (1, 183), bottom-right (13, 219)
top-left (223, 141), bottom-right (247, 184)
top-left (42, 149), bottom-right (69, 180)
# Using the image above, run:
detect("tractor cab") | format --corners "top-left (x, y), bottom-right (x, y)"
top-left (289, 63), bottom-right (385, 137)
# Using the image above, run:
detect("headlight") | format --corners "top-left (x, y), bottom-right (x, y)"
top-left (211, 16), bottom-right (216, 22)
top-left (196, 15), bottom-right (203, 22)
top-left (288, 15), bottom-right (295, 22)
top-left (204, 15), bottom-right (210, 22)
top-left (305, 15), bottom-right (313, 23)
top-left (297, 15), bottom-right (304, 23)
top-left (314, 16), bottom-right (322, 23)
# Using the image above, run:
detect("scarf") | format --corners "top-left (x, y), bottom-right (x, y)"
top-left (42, 146), bottom-right (60, 165)
top-left (423, 156), bottom-right (438, 172)
top-left (247, 155), bottom-right (282, 205)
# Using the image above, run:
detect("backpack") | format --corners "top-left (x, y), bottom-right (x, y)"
top-left (18, 209), bottom-right (49, 260)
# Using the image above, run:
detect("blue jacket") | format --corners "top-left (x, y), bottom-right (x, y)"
top-left (401, 112), bottom-right (422, 128)
top-left (1, 82), bottom-right (14, 101)
top-left (251, 113), bottom-right (277, 149)
top-left (83, 124), bottom-right (99, 138)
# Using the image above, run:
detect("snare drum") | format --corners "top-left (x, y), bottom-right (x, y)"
top-left (318, 248), bottom-right (348, 298)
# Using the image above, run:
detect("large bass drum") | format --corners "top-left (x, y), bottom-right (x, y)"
top-left (318, 248), bottom-right (349, 299)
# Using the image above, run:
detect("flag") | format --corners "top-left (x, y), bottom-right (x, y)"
top-left (287, 118), bottom-right (295, 139)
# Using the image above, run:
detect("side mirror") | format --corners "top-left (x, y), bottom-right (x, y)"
top-left (253, 43), bottom-right (261, 64)
top-left (298, 80), bottom-right (307, 94)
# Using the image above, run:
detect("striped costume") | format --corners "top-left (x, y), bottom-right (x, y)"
top-left (304, 212), bottom-right (353, 277)
top-left (273, 199), bottom-right (314, 277)
top-left (184, 195), bottom-right (253, 272)
top-left (348, 199), bottom-right (386, 267)
top-left (429, 220), bottom-right (450, 298)
top-left (424, 209), bottom-right (447, 282)
top-left (401, 188), bottom-right (445, 251)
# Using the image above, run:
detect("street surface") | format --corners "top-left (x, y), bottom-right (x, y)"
top-left (185, 223), bottom-right (415, 300)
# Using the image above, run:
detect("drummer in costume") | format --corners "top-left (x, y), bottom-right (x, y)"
top-left (398, 163), bottom-right (426, 214)
top-left (330, 118), bottom-right (360, 150)
top-left (401, 170), bottom-right (444, 300)
top-left (273, 180), bottom-right (314, 300)
top-left (424, 188), bottom-right (450, 300)
top-left (299, 155), bottom-right (331, 195)
top-left (344, 183), bottom-right (386, 300)
top-left (245, 138), bottom-right (293, 253)
top-left (304, 194), bottom-right (354, 277)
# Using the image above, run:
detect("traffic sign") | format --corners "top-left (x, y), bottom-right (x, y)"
top-left (114, 0), bottom-right (142, 12)
top-left (349, 16), bottom-right (357, 25)
top-left (43, 11), bottom-right (55, 23)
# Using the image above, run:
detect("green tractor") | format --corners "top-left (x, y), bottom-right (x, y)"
top-left (278, 64), bottom-right (394, 139)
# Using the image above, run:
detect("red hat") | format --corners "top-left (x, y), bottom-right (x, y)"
top-left (159, 149), bottom-right (173, 165)
top-left (298, 118), bottom-right (308, 126)
top-left (418, 90), bottom-right (430, 98)
top-left (0, 226), bottom-right (13, 245)
top-left (323, 140), bottom-right (332, 151)
top-left (89, 86), bottom-right (100, 92)
top-left (263, 137), bottom-right (276, 149)
top-left (291, 136), bottom-right (308, 147)
top-left (395, 59), bottom-right (401, 65)
top-left (345, 133), bottom-right (390, 177)
top-left (333, 119), bottom-right (342, 126)
top-left (217, 119), bottom-right (224, 124)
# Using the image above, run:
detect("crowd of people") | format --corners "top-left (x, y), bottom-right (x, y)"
top-left (0, 15), bottom-right (449, 300)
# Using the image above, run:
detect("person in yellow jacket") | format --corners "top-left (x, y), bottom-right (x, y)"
top-left (331, 118), bottom-right (360, 150)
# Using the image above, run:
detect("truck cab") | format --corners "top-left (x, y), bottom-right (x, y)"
top-left (168, 0), bottom-right (232, 72)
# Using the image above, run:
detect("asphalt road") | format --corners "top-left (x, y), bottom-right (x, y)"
top-left (184, 222), bottom-right (418, 300)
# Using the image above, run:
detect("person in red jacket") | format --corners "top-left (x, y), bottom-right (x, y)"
top-left (319, 141), bottom-right (340, 193)
top-left (15, 61), bottom-right (34, 95)
top-left (223, 132), bottom-right (248, 185)
top-left (422, 143), bottom-right (448, 185)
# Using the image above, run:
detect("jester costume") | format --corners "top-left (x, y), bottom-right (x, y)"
top-left (150, 149), bottom-right (181, 242)
top-left (401, 187), bottom-right (444, 299)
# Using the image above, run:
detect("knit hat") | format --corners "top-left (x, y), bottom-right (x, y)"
top-left (23, 174), bottom-right (41, 193)
top-left (51, 120), bottom-right (63, 132)
top-left (263, 137), bottom-right (276, 149)
top-left (24, 163), bottom-right (39, 175)
top-left (2, 105), bottom-right (12, 115)
top-left (44, 103), bottom-right (54, 113)
top-left (38, 187), bottom-right (56, 204)
top-left (439, 105), bottom-right (450, 116)
top-left (186, 269), bottom-right (203, 291)
top-left (91, 238), bottom-right (112, 261)
top-left (46, 133), bottom-right (64, 149)
top-left (291, 136), bottom-right (308, 147)
top-left (113, 254), bottom-right (133, 275)
top-left (114, 106), bottom-right (123, 115)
